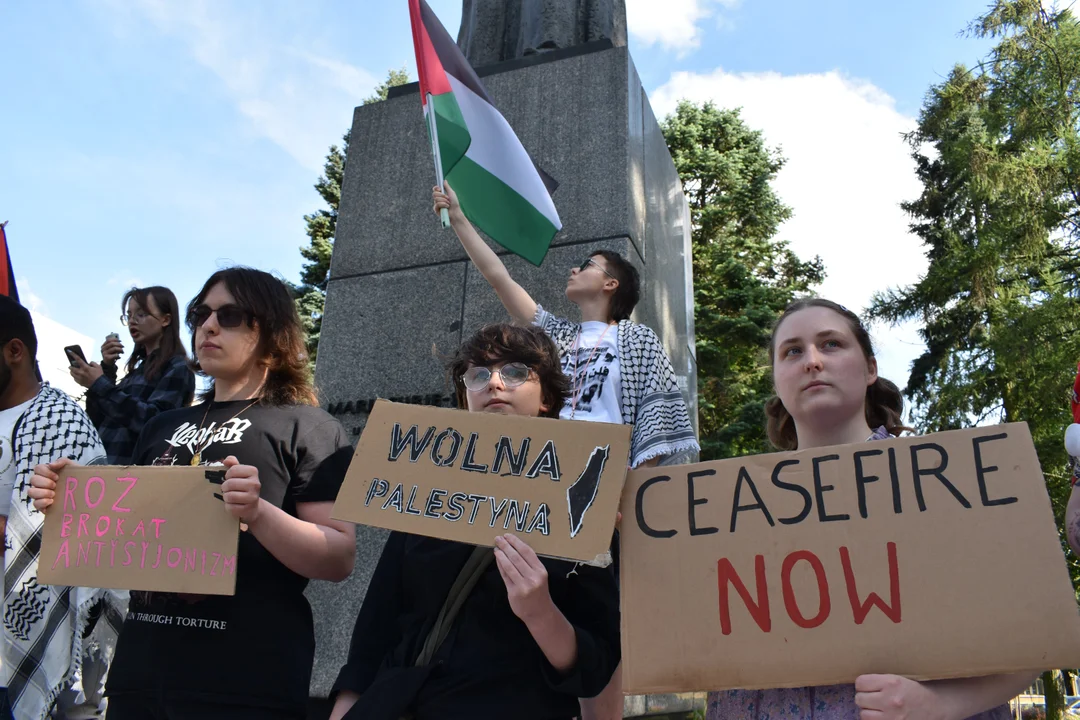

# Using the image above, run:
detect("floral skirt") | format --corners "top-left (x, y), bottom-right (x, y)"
top-left (705, 686), bottom-right (1012, 720)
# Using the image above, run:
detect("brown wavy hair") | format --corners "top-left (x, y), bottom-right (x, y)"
top-left (765, 298), bottom-right (911, 451)
top-left (186, 267), bottom-right (316, 407)
top-left (121, 286), bottom-right (187, 383)
top-left (447, 324), bottom-right (569, 419)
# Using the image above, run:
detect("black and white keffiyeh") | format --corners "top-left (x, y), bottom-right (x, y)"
top-left (3, 384), bottom-right (126, 720)
top-left (534, 306), bottom-right (700, 468)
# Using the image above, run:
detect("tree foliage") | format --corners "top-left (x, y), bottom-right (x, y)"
top-left (868, 0), bottom-right (1080, 519)
top-left (661, 101), bottom-right (825, 459)
top-left (295, 67), bottom-right (410, 364)
top-left (866, 5), bottom-right (1080, 708)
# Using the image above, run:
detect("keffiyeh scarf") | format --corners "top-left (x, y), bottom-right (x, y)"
top-left (3, 384), bottom-right (126, 720)
top-left (534, 306), bottom-right (700, 468)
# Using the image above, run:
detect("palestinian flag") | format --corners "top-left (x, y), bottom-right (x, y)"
top-left (409, 0), bottom-right (562, 265)
top-left (0, 223), bottom-right (17, 303)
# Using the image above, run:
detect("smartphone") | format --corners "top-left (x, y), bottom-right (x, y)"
top-left (64, 344), bottom-right (87, 366)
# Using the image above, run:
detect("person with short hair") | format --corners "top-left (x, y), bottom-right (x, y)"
top-left (72, 286), bottom-right (195, 464)
top-left (328, 323), bottom-right (621, 720)
top-left (30, 268), bottom-right (357, 719)
top-left (434, 183), bottom-right (698, 469)
top-left (0, 295), bottom-right (125, 720)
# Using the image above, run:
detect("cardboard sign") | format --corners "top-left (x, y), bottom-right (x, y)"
top-left (39, 466), bottom-right (239, 595)
top-left (332, 400), bottom-right (632, 562)
top-left (620, 423), bottom-right (1080, 693)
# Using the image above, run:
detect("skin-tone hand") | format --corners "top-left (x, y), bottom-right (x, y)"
top-left (101, 337), bottom-right (124, 365)
top-left (494, 533), bottom-right (579, 673)
top-left (68, 355), bottom-right (104, 388)
top-left (28, 458), bottom-right (75, 512)
top-left (433, 183), bottom-right (466, 224)
top-left (221, 455), bottom-right (264, 527)
top-left (854, 675), bottom-right (947, 720)
top-left (495, 533), bottom-right (556, 623)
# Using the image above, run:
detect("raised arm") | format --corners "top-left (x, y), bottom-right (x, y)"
top-left (434, 183), bottom-right (537, 325)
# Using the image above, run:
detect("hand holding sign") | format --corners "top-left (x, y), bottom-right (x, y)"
top-left (28, 458), bottom-right (72, 511)
top-left (37, 466), bottom-right (240, 595)
top-left (854, 674), bottom-right (945, 720)
top-left (221, 456), bottom-right (263, 527)
top-left (494, 533), bottom-right (553, 624)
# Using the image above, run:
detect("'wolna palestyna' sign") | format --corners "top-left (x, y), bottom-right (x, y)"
top-left (332, 400), bottom-right (631, 562)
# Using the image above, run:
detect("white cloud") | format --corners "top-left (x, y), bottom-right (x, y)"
top-left (627, 0), bottom-right (740, 53)
top-left (650, 68), bottom-right (928, 390)
top-left (30, 310), bottom-right (97, 403)
top-left (101, 0), bottom-right (378, 172)
top-left (16, 276), bottom-right (48, 315)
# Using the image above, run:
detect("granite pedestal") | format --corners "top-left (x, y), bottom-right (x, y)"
top-left (306, 43), bottom-right (697, 718)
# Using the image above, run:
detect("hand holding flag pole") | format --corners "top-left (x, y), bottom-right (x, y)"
top-left (426, 93), bottom-right (451, 229)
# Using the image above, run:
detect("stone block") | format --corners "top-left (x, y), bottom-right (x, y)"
top-left (315, 262), bottom-right (467, 439)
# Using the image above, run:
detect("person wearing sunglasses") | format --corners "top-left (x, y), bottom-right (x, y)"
top-left (329, 323), bottom-right (620, 720)
top-left (30, 267), bottom-right (357, 720)
top-left (70, 286), bottom-right (195, 464)
top-left (432, 184), bottom-right (698, 469)
top-left (434, 182), bottom-right (697, 718)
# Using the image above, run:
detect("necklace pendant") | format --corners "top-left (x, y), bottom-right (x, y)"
top-left (190, 452), bottom-right (201, 467)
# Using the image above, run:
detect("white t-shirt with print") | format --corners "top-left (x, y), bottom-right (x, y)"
top-left (0, 397), bottom-right (35, 518)
top-left (559, 321), bottom-right (623, 424)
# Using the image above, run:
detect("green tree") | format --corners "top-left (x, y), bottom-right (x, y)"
top-left (866, 3), bottom-right (1080, 713)
top-left (661, 101), bottom-right (825, 459)
top-left (295, 67), bottom-right (410, 364)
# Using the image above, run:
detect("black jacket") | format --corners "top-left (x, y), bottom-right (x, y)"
top-left (333, 532), bottom-right (621, 720)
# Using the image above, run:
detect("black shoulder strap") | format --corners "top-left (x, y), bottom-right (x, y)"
top-left (414, 545), bottom-right (493, 667)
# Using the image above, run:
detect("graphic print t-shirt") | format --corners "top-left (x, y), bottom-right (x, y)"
top-left (104, 399), bottom-right (354, 712)
top-left (559, 321), bottom-right (623, 424)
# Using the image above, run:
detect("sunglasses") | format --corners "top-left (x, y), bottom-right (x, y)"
top-left (187, 303), bottom-right (253, 330)
top-left (461, 362), bottom-right (534, 392)
top-left (578, 258), bottom-right (617, 279)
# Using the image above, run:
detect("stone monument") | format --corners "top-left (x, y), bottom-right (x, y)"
top-left (304, 2), bottom-right (697, 717)
top-left (458, 0), bottom-right (627, 66)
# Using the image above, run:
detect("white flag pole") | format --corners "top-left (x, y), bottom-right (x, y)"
top-left (427, 93), bottom-right (451, 229)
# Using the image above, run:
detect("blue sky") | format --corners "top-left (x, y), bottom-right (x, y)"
top-left (1, 0), bottom-right (994, 393)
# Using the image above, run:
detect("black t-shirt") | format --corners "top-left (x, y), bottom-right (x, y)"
top-left (333, 532), bottom-right (621, 720)
top-left (105, 399), bottom-right (354, 712)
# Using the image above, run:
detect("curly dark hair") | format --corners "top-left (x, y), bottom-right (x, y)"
top-left (447, 324), bottom-right (569, 419)
top-left (186, 267), bottom-right (317, 407)
top-left (765, 298), bottom-right (911, 451)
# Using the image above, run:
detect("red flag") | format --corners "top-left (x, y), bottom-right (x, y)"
top-left (1071, 362), bottom-right (1080, 425)
top-left (0, 223), bottom-right (17, 303)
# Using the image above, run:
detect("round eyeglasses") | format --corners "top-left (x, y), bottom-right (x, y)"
top-left (461, 362), bottom-right (534, 392)
top-left (121, 311), bottom-right (159, 326)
